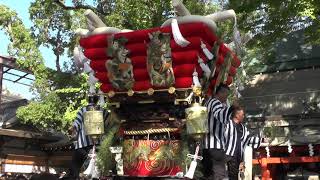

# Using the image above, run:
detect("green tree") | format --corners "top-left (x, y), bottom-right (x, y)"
top-left (0, 4), bottom-right (87, 133)
top-left (228, 0), bottom-right (320, 55)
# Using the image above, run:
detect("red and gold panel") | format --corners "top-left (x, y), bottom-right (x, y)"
top-left (123, 139), bottom-right (181, 177)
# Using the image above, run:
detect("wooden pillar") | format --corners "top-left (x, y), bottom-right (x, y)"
top-left (244, 146), bottom-right (253, 180)
top-left (0, 64), bottom-right (3, 104)
top-left (45, 154), bottom-right (49, 173)
top-left (0, 158), bottom-right (2, 173)
top-left (261, 158), bottom-right (270, 180)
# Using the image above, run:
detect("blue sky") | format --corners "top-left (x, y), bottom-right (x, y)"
top-left (0, 0), bottom-right (70, 99)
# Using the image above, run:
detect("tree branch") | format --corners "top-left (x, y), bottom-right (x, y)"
top-left (53, 0), bottom-right (107, 16)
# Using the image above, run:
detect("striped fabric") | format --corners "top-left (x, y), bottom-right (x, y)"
top-left (204, 98), bottom-right (233, 150)
top-left (73, 106), bottom-right (108, 149)
top-left (225, 120), bottom-right (262, 157)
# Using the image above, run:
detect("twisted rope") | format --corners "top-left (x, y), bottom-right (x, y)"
top-left (124, 128), bottom-right (179, 135)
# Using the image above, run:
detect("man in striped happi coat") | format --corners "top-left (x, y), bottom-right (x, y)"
top-left (224, 106), bottom-right (262, 180)
top-left (202, 84), bottom-right (237, 180)
top-left (67, 95), bottom-right (109, 179)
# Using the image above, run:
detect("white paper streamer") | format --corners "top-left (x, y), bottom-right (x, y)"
top-left (288, 140), bottom-right (293, 153)
top-left (242, 68), bottom-right (247, 78)
top-left (201, 41), bottom-right (214, 60)
top-left (192, 69), bottom-right (201, 87)
top-left (171, 18), bottom-right (190, 47)
top-left (198, 56), bottom-right (211, 78)
top-left (83, 146), bottom-right (99, 178)
top-left (308, 144), bottom-right (314, 156)
top-left (265, 146), bottom-right (270, 158)
top-left (110, 147), bottom-right (124, 175)
top-left (185, 145), bottom-right (202, 179)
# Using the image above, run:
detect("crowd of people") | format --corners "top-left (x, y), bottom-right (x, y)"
top-left (202, 84), bottom-right (262, 180)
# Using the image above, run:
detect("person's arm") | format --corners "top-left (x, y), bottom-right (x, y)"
top-left (71, 107), bottom-right (84, 136)
top-left (206, 98), bottom-right (234, 124)
top-left (103, 109), bottom-right (109, 128)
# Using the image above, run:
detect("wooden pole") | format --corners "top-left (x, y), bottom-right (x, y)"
top-left (0, 64), bottom-right (3, 105)
top-left (244, 146), bottom-right (253, 180)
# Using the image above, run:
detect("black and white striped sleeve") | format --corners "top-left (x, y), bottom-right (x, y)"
top-left (73, 107), bottom-right (84, 132)
top-left (103, 109), bottom-right (109, 127)
top-left (206, 98), bottom-right (233, 124)
top-left (242, 125), bottom-right (262, 149)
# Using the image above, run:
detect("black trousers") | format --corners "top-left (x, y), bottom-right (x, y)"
top-left (226, 155), bottom-right (241, 180)
top-left (68, 146), bottom-right (92, 179)
top-left (202, 148), bottom-right (226, 180)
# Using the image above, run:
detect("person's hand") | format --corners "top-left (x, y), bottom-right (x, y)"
top-left (239, 162), bottom-right (245, 172)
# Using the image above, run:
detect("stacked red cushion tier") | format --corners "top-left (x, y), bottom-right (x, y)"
top-left (80, 22), bottom-right (240, 93)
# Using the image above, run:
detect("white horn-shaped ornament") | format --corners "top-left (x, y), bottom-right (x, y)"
top-left (75, 28), bottom-right (90, 37)
top-left (201, 41), bottom-right (214, 60)
top-left (84, 9), bottom-right (106, 28)
top-left (121, 29), bottom-right (133, 32)
top-left (206, 9), bottom-right (236, 23)
top-left (198, 56), bottom-right (211, 78)
top-left (87, 19), bottom-right (96, 32)
top-left (171, 18), bottom-right (190, 47)
top-left (192, 69), bottom-right (201, 87)
top-left (161, 15), bottom-right (218, 34)
top-left (92, 27), bottom-right (122, 35)
top-left (172, 0), bottom-right (191, 16)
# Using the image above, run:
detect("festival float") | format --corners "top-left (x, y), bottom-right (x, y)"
top-left (73, 0), bottom-right (244, 178)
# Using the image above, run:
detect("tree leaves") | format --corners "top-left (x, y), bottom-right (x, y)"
top-left (228, 0), bottom-right (320, 50)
